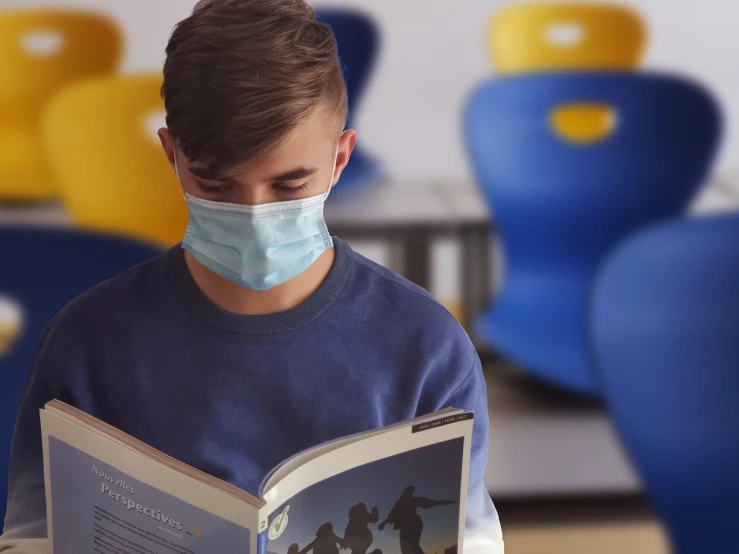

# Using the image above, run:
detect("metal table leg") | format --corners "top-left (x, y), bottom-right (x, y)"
top-left (403, 234), bottom-right (431, 291)
top-left (461, 229), bottom-right (478, 330)
top-left (462, 226), bottom-right (496, 348)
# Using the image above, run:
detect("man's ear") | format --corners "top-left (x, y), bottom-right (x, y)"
top-left (331, 129), bottom-right (357, 186)
top-left (158, 127), bottom-right (177, 168)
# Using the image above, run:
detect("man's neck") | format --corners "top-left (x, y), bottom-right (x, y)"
top-left (184, 248), bottom-right (336, 315)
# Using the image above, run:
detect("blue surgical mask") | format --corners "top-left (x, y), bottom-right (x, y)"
top-left (176, 155), bottom-right (336, 291)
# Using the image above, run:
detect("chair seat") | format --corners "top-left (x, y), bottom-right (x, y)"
top-left (477, 274), bottom-right (597, 393)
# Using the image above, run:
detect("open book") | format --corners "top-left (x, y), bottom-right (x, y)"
top-left (40, 400), bottom-right (474, 554)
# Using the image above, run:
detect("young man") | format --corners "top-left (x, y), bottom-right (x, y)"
top-left (1, 1), bottom-right (503, 552)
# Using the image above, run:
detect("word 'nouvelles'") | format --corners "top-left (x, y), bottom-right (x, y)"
top-left (93, 465), bottom-right (135, 495)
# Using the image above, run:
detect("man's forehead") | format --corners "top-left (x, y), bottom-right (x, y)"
top-left (188, 130), bottom-right (337, 182)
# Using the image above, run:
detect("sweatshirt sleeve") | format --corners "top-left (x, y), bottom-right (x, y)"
top-left (439, 350), bottom-right (504, 554)
top-left (1, 320), bottom-right (58, 551)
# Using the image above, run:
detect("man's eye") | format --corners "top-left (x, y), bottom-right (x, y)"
top-left (273, 183), bottom-right (308, 194)
top-left (195, 181), bottom-right (224, 194)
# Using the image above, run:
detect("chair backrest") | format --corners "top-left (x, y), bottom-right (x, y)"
top-left (42, 74), bottom-right (187, 248)
top-left (465, 72), bottom-right (721, 276)
top-left (488, 2), bottom-right (646, 74)
top-left (0, 10), bottom-right (121, 200)
top-left (316, 8), bottom-right (379, 130)
top-left (590, 213), bottom-right (739, 554)
top-left (316, 8), bottom-right (382, 191)
top-left (0, 228), bottom-right (159, 525)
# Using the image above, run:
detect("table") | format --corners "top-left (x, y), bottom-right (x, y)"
top-left (0, 202), bottom-right (70, 227)
top-left (325, 180), bottom-right (495, 335)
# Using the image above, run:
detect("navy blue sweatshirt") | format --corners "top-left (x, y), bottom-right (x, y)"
top-left (1, 239), bottom-right (503, 553)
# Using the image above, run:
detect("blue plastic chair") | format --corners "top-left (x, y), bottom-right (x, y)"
top-left (465, 72), bottom-right (721, 394)
top-left (590, 213), bottom-right (739, 554)
top-left (317, 8), bottom-right (383, 191)
top-left (0, 228), bottom-right (158, 525)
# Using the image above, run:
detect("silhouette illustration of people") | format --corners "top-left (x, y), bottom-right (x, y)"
top-left (378, 486), bottom-right (457, 554)
top-left (298, 522), bottom-right (345, 554)
top-left (343, 502), bottom-right (382, 554)
top-left (287, 544), bottom-right (300, 554)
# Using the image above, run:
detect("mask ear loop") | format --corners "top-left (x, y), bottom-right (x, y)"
top-left (174, 150), bottom-right (192, 204)
top-left (324, 140), bottom-right (342, 201)
top-left (173, 151), bottom-right (180, 180)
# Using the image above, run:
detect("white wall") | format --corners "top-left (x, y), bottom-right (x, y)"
top-left (3, 0), bottom-right (739, 187)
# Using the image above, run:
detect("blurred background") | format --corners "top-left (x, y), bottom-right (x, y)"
top-left (1, 0), bottom-right (738, 553)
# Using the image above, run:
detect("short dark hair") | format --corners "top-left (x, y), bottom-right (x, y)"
top-left (162, 0), bottom-right (347, 176)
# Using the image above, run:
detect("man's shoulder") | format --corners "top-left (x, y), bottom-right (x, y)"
top-left (346, 249), bottom-right (474, 352)
top-left (50, 248), bottom-right (171, 332)
top-left (345, 250), bottom-right (484, 413)
top-left (349, 250), bottom-right (453, 316)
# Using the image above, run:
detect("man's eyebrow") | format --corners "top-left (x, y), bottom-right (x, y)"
top-left (268, 167), bottom-right (319, 182)
top-left (187, 166), bottom-right (232, 182)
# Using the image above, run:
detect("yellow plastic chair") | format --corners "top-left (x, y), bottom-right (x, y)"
top-left (0, 10), bottom-right (122, 201)
top-left (488, 2), bottom-right (647, 74)
top-left (41, 74), bottom-right (187, 248)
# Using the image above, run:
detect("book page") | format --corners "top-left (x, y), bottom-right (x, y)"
top-left (259, 408), bottom-right (461, 497)
top-left (41, 410), bottom-right (260, 554)
top-left (46, 400), bottom-right (261, 508)
top-left (260, 413), bottom-right (473, 554)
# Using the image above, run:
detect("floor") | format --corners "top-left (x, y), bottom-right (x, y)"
top-left (483, 359), bottom-right (639, 499)
top-left (483, 361), bottom-right (670, 553)
top-left (502, 521), bottom-right (669, 554)
top-left (498, 493), bottom-right (669, 553)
